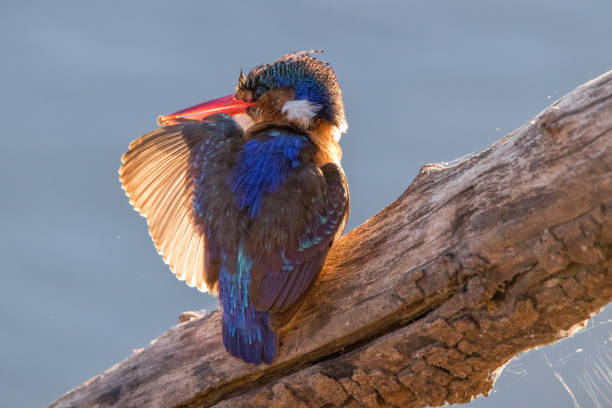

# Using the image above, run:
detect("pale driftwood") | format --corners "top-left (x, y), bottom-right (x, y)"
top-left (51, 71), bottom-right (612, 408)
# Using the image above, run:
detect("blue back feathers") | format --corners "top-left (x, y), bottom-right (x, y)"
top-left (229, 131), bottom-right (308, 218)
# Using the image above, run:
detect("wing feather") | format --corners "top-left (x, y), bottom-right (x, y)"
top-left (120, 119), bottom-right (241, 294)
top-left (251, 162), bottom-right (349, 323)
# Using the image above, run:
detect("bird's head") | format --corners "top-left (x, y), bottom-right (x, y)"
top-left (158, 51), bottom-right (347, 142)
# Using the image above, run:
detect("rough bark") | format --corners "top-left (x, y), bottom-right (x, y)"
top-left (51, 71), bottom-right (612, 408)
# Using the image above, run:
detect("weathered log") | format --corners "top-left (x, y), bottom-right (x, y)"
top-left (51, 71), bottom-right (612, 408)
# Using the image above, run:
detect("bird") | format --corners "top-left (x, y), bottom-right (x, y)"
top-left (119, 50), bottom-right (349, 365)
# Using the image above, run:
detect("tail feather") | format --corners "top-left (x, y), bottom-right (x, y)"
top-left (218, 244), bottom-right (278, 364)
top-left (222, 310), bottom-right (277, 364)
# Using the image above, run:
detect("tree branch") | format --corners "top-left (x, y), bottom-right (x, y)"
top-left (51, 71), bottom-right (612, 408)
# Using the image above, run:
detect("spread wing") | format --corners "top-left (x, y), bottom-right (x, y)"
top-left (250, 163), bottom-right (349, 328)
top-left (119, 116), bottom-right (242, 293)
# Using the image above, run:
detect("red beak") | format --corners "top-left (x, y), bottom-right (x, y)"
top-left (157, 94), bottom-right (255, 126)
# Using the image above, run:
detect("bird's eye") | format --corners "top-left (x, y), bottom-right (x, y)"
top-left (256, 86), bottom-right (266, 96)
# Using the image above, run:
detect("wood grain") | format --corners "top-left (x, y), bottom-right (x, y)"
top-left (51, 70), bottom-right (612, 408)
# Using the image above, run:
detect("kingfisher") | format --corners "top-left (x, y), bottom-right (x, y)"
top-left (119, 51), bottom-right (349, 365)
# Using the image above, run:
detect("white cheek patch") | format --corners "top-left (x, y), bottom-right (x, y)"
top-left (281, 99), bottom-right (321, 128)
